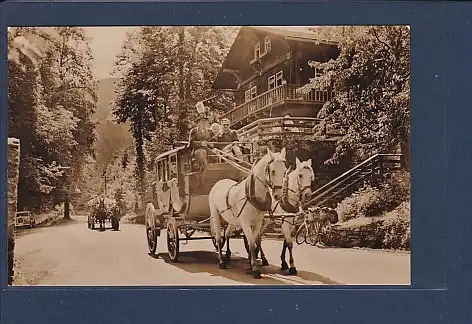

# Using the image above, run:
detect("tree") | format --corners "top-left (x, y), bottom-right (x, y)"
top-left (299, 26), bottom-right (410, 167)
top-left (8, 27), bottom-right (98, 213)
top-left (113, 26), bottom-right (237, 199)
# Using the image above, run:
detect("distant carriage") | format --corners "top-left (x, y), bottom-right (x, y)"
top-left (88, 196), bottom-right (121, 231)
top-left (144, 142), bottom-right (256, 262)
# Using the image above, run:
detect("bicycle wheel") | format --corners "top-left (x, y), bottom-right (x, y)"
top-left (308, 220), bottom-right (320, 246)
top-left (295, 225), bottom-right (307, 245)
top-left (318, 219), bottom-right (332, 246)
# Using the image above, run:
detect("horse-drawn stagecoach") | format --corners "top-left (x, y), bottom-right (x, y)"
top-left (144, 136), bottom-right (325, 278)
top-left (144, 142), bottom-right (255, 261)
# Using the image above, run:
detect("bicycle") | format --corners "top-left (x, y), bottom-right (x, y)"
top-left (294, 212), bottom-right (317, 245)
top-left (308, 217), bottom-right (332, 246)
top-left (307, 207), bottom-right (336, 246)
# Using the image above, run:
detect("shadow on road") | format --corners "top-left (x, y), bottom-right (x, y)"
top-left (89, 227), bottom-right (121, 232)
top-left (15, 218), bottom-right (81, 238)
top-left (158, 250), bottom-right (340, 285)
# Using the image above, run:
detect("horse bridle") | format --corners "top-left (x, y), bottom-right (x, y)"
top-left (261, 157), bottom-right (285, 191)
top-left (283, 166), bottom-right (314, 206)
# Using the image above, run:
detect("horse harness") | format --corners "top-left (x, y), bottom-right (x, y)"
top-left (270, 166), bottom-right (313, 226)
top-left (221, 157), bottom-right (282, 219)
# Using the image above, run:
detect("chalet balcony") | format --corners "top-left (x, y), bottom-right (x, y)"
top-left (237, 116), bottom-right (344, 143)
top-left (222, 84), bottom-right (334, 129)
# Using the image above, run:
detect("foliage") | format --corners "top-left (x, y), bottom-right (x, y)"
top-left (8, 27), bottom-right (59, 68)
top-left (8, 27), bottom-right (98, 212)
top-left (336, 170), bottom-right (410, 222)
top-left (113, 26), bottom-right (237, 196)
top-left (381, 201), bottom-right (410, 249)
top-left (330, 205), bottom-right (410, 251)
top-left (300, 26), bottom-right (410, 165)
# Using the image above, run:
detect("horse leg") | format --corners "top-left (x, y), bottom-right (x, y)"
top-left (224, 225), bottom-right (233, 263)
top-left (280, 240), bottom-right (289, 271)
top-left (210, 203), bottom-right (226, 269)
top-left (240, 222), bottom-right (260, 279)
top-left (287, 240), bottom-right (297, 275)
top-left (257, 234), bottom-right (269, 266)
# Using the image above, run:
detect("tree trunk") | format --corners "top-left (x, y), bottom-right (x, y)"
top-left (8, 138), bottom-right (21, 285)
top-left (178, 27), bottom-right (185, 100)
top-left (135, 118), bottom-right (146, 197)
top-left (64, 196), bottom-right (70, 219)
top-left (400, 136), bottom-right (410, 171)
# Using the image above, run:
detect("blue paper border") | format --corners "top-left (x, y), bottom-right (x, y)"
top-left (1, 1), bottom-right (467, 323)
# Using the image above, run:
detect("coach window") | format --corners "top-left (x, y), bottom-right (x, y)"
top-left (157, 160), bottom-right (163, 181)
top-left (163, 159), bottom-right (169, 182)
top-left (170, 155), bottom-right (178, 179)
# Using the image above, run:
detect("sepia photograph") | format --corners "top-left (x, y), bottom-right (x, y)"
top-left (7, 25), bottom-right (410, 286)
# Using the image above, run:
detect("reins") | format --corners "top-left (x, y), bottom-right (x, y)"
top-left (218, 152), bottom-right (286, 218)
top-left (269, 165), bottom-right (314, 226)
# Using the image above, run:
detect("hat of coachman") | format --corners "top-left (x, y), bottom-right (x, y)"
top-left (195, 101), bottom-right (210, 121)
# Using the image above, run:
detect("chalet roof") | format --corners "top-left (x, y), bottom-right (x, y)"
top-left (212, 26), bottom-right (339, 90)
top-left (250, 27), bottom-right (338, 45)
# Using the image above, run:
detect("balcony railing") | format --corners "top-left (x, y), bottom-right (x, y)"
top-left (222, 84), bottom-right (334, 126)
top-left (238, 117), bottom-right (321, 142)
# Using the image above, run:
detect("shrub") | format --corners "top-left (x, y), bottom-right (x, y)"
top-left (330, 201), bottom-right (410, 250)
top-left (336, 171), bottom-right (410, 222)
top-left (336, 186), bottom-right (383, 222)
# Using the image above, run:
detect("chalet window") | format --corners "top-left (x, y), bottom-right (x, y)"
top-left (275, 71), bottom-right (283, 87)
top-left (251, 86), bottom-right (257, 98)
top-left (314, 67), bottom-right (325, 78)
top-left (245, 86), bottom-right (257, 102)
top-left (264, 36), bottom-right (271, 54)
top-left (268, 71), bottom-right (283, 90)
top-left (268, 75), bottom-right (276, 90)
top-left (254, 43), bottom-right (261, 60)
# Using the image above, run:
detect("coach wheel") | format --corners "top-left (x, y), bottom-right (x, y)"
top-left (146, 203), bottom-right (158, 255)
top-left (167, 217), bottom-right (180, 262)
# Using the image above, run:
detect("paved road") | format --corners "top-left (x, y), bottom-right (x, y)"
top-left (13, 215), bottom-right (410, 286)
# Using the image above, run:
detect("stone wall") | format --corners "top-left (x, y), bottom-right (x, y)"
top-left (7, 137), bottom-right (20, 285)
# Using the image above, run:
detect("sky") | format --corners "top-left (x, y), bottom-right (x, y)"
top-left (84, 27), bottom-right (138, 80)
top-left (84, 26), bottom-right (313, 80)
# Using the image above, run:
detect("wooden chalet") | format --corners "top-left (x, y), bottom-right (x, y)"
top-left (213, 26), bottom-right (340, 132)
top-left (213, 27), bottom-right (353, 187)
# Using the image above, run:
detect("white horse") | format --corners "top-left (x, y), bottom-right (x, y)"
top-left (257, 158), bottom-right (314, 275)
top-left (209, 148), bottom-right (287, 279)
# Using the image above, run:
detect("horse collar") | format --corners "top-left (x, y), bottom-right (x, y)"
top-left (245, 173), bottom-right (272, 211)
top-left (281, 175), bottom-right (300, 213)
